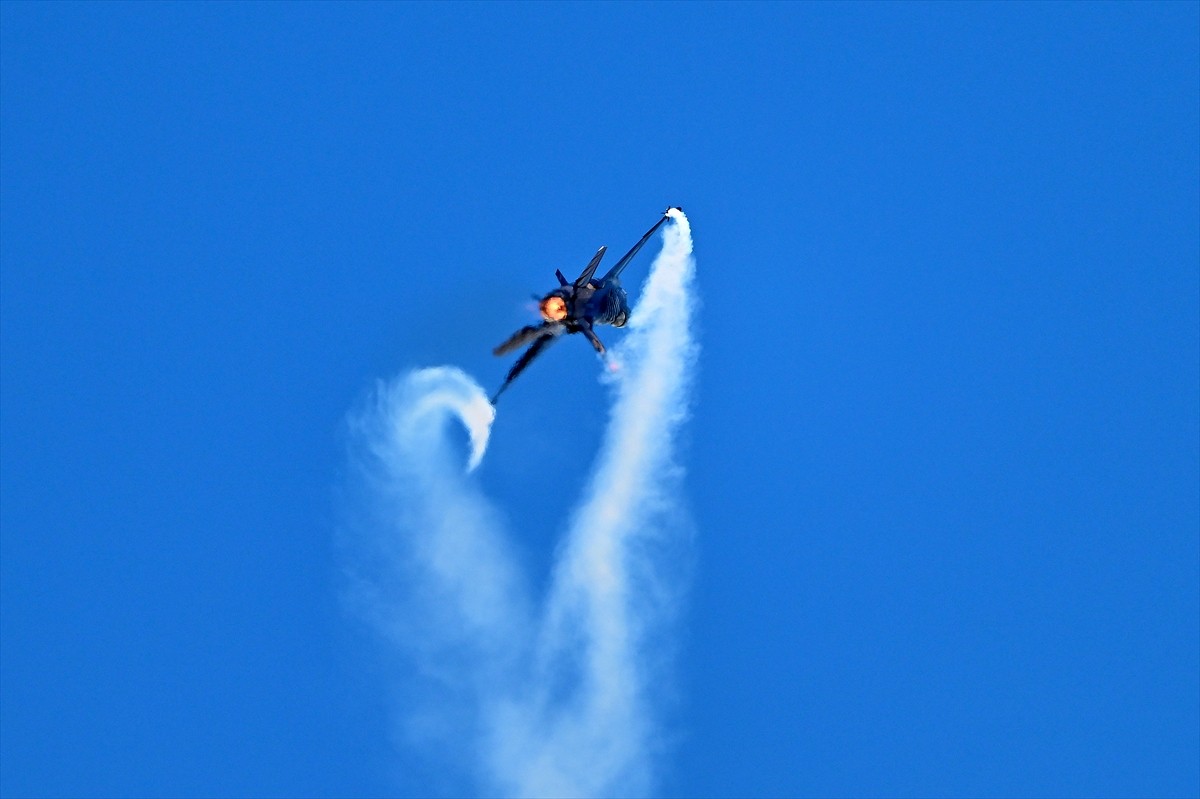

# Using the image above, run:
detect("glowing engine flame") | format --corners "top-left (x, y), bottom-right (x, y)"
top-left (540, 295), bottom-right (568, 322)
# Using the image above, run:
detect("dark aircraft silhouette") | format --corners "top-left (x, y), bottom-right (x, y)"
top-left (491, 208), bottom-right (679, 404)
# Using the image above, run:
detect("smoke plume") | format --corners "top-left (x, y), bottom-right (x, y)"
top-left (343, 209), bottom-right (697, 797)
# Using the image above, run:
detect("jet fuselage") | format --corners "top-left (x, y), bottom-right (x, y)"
top-left (539, 278), bottom-right (629, 330)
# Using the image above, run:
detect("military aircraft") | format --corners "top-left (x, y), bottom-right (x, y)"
top-left (490, 208), bottom-right (680, 404)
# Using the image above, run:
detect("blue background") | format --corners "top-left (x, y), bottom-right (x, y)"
top-left (2, 3), bottom-right (1197, 797)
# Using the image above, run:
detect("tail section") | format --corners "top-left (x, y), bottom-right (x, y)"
top-left (574, 246), bottom-right (607, 288)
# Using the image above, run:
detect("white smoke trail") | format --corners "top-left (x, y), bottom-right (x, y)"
top-left (343, 210), bottom-right (697, 798)
top-left (341, 367), bottom-right (531, 778)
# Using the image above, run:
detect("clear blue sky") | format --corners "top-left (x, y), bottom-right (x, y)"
top-left (2, 2), bottom-right (1197, 797)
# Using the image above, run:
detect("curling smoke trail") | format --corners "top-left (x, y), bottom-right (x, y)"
top-left (344, 210), bottom-right (696, 798)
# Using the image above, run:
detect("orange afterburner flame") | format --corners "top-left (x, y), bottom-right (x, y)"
top-left (540, 295), bottom-right (568, 322)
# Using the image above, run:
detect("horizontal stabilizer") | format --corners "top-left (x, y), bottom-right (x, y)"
top-left (579, 320), bottom-right (606, 355)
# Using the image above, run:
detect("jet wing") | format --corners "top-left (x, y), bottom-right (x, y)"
top-left (493, 323), bottom-right (555, 356)
top-left (574, 246), bottom-right (607, 288)
top-left (599, 213), bottom-right (670, 282)
top-left (491, 328), bottom-right (562, 404)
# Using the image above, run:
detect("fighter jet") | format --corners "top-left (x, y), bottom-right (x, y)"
top-left (490, 208), bottom-right (679, 404)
